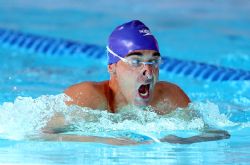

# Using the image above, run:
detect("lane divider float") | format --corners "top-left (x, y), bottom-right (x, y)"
top-left (0, 28), bottom-right (249, 81)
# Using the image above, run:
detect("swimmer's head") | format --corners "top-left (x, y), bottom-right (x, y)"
top-left (107, 20), bottom-right (159, 65)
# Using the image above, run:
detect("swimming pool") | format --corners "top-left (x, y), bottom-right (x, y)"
top-left (1, 0), bottom-right (250, 164)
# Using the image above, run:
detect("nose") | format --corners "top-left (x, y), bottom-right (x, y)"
top-left (142, 64), bottom-right (153, 79)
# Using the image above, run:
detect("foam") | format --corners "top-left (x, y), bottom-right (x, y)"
top-left (0, 94), bottom-right (242, 141)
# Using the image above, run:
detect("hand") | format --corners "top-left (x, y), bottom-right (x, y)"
top-left (160, 129), bottom-right (230, 144)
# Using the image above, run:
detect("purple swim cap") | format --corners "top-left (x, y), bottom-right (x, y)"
top-left (107, 20), bottom-right (159, 64)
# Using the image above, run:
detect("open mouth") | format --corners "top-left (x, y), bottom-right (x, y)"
top-left (138, 84), bottom-right (150, 99)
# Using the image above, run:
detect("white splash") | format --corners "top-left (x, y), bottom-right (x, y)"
top-left (190, 101), bottom-right (237, 128)
top-left (0, 94), bottom-right (242, 140)
top-left (0, 94), bottom-right (69, 140)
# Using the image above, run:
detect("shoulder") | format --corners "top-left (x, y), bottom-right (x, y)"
top-left (65, 81), bottom-right (105, 94)
top-left (64, 81), bottom-right (108, 109)
top-left (155, 81), bottom-right (191, 108)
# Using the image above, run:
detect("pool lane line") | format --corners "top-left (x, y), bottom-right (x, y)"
top-left (0, 28), bottom-right (250, 81)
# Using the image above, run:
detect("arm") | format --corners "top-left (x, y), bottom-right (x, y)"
top-left (160, 129), bottom-right (230, 144)
top-left (39, 113), bottom-right (145, 146)
top-left (40, 101), bottom-right (147, 146)
top-left (157, 84), bottom-right (231, 144)
top-left (31, 133), bottom-right (147, 146)
top-left (41, 114), bottom-right (229, 145)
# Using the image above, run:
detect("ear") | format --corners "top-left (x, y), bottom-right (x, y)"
top-left (108, 64), bottom-right (116, 75)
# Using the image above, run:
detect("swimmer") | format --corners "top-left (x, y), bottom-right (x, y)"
top-left (65, 20), bottom-right (190, 114)
top-left (41, 20), bottom-right (230, 145)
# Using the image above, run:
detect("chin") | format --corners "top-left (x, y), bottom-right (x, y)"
top-left (133, 97), bottom-right (151, 107)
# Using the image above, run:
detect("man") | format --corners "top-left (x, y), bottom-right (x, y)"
top-left (41, 20), bottom-right (229, 145)
top-left (65, 20), bottom-right (190, 114)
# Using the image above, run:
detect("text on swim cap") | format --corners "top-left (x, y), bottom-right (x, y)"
top-left (139, 29), bottom-right (152, 36)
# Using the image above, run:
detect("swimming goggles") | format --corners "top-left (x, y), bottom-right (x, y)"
top-left (107, 46), bottom-right (162, 68)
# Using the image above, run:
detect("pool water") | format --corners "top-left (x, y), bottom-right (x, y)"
top-left (0, 0), bottom-right (250, 164)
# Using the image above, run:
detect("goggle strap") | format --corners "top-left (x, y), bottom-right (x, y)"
top-left (106, 46), bottom-right (127, 62)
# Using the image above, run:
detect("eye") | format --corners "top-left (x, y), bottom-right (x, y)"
top-left (130, 59), bottom-right (141, 67)
top-left (149, 58), bottom-right (162, 67)
top-left (149, 59), bottom-right (157, 63)
top-left (149, 59), bottom-right (159, 64)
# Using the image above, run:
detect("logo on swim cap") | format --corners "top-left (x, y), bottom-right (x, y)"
top-left (107, 20), bottom-right (159, 65)
top-left (139, 29), bottom-right (152, 36)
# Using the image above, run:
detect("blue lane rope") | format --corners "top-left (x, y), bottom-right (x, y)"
top-left (0, 28), bottom-right (250, 81)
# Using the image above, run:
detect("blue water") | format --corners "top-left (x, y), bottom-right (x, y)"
top-left (1, 0), bottom-right (250, 164)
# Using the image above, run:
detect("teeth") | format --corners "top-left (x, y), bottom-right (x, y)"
top-left (140, 90), bottom-right (148, 96)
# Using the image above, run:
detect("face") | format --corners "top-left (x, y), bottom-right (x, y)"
top-left (112, 50), bottom-right (160, 106)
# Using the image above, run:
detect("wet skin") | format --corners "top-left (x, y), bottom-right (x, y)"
top-left (64, 50), bottom-right (190, 114)
top-left (40, 50), bottom-right (230, 145)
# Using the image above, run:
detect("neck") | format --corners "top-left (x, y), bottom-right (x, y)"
top-left (108, 76), bottom-right (128, 112)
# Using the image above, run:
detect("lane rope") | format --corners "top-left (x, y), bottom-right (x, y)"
top-left (1, 28), bottom-right (249, 81)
